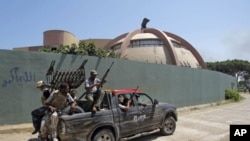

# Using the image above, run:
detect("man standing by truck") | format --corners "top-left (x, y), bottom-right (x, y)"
top-left (31, 80), bottom-right (50, 135)
top-left (40, 82), bottom-right (76, 141)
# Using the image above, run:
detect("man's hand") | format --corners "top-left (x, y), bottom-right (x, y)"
top-left (71, 101), bottom-right (77, 109)
top-left (95, 83), bottom-right (101, 86)
top-left (49, 105), bottom-right (56, 112)
top-left (125, 99), bottom-right (132, 110)
top-left (127, 99), bottom-right (132, 105)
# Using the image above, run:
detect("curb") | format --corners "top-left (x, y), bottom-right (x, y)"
top-left (0, 123), bottom-right (33, 134)
top-left (177, 100), bottom-right (232, 113)
top-left (177, 92), bottom-right (248, 113)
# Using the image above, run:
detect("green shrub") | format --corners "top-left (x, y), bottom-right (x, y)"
top-left (225, 89), bottom-right (241, 102)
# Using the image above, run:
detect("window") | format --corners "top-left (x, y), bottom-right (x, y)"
top-left (117, 93), bottom-right (134, 107)
top-left (186, 61), bottom-right (191, 67)
top-left (135, 93), bottom-right (153, 106)
top-left (128, 39), bottom-right (164, 48)
top-left (171, 40), bottom-right (181, 48)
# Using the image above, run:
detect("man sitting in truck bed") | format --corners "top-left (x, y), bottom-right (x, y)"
top-left (85, 70), bottom-right (105, 112)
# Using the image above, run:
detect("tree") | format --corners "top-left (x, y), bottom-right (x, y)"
top-left (39, 41), bottom-right (118, 58)
top-left (206, 59), bottom-right (250, 82)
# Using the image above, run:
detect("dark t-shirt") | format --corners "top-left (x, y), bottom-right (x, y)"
top-left (43, 89), bottom-right (50, 99)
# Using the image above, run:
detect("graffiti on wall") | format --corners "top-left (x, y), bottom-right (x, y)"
top-left (1, 67), bottom-right (36, 88)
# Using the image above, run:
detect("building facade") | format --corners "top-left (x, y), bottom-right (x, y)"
top-left (104, 28), bottom-right (206, 69)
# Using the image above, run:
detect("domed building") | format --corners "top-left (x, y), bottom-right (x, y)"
top-left (104, 28), bottom-right (206, 69)
top-left (12, 28), bottom-right (206, 69)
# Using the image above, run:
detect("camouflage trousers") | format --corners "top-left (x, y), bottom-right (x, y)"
top-left (40, 111), bottom-right (59, 139)
top-left (86, 90), bottom-right (105, 109)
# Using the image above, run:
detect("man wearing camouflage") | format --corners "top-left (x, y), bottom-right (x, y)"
top-left (40, 82), bottom-right (76, 141)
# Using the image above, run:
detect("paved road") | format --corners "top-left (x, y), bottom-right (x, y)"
top-left (1, 93), bottom-right (249, 141)
top-left (132, 93), bottom-right (250, 141)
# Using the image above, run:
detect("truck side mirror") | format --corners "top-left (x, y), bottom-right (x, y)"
top-left (153, 99), bottom-right (159, 105)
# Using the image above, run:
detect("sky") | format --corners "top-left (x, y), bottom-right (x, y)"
top-left (0, 0), bottom-right (249, 62)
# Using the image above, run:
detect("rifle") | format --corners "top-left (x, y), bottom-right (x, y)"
top-left (97, 62), bottom-right (114, 91)
top-left (131, 86), bottom-right (140, 99)
top-left (134, 86), bottom-right (139, 93)
top-left (78, 62), bottom-right (114, 101)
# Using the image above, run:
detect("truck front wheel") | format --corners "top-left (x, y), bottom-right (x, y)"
top-left (160, 116), bottom-right (176, 135)
top-left (93, 129), bottom-right (115, 141)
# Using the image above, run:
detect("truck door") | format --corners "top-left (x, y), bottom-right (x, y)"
top-left (116, 94), bottom-right (141, 137)
top-left (135, 93), bottom-right (162, 131)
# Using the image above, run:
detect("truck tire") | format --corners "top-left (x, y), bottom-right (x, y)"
top-left (93, 129), bottom-right (115, 141)
top-left (63, 105), bottom-right (84, 115)
top-left (160, 116), bottom-right (176, 135)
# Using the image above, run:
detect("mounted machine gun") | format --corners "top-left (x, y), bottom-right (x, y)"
top-left (45, 59), bottom-right (88, 91)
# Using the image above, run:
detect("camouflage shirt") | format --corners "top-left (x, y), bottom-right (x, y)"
top-left (45, 90), bottom-right (74, 111)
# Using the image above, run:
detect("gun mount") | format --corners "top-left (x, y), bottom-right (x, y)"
top-left (45, 59), bottom-right (88, 90)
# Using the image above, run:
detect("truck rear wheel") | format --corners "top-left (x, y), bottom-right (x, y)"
top-left (160, 116), bottom-right (176, 135)
top-left (93, 129), bottom-right (115, 141)
top-left (63, 105), bottom-right (84, 115)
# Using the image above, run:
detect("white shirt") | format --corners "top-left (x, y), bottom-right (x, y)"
top-left (85, 78), bottom-right (101, 93)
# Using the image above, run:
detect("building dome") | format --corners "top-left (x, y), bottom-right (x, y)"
top-left (43, 30), bottom-right (79, 47)
top-left (104, 28), bottom-right (206, 69)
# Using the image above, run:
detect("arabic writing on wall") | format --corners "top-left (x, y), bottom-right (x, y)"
top-left (1, 67), bottom-right (36, 88)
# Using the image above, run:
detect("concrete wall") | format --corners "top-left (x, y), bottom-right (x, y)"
top-left (0, 49), bottom-right (236, 125)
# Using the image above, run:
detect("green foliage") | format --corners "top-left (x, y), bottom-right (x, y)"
top-left (39, 41), bottom-right (119, 58)
top-left (225, 89), bottom-right (241, 102)
top-left (206, 59), bottom-right (250, 76)
top-left (206, 60), bottom-right (250, 88)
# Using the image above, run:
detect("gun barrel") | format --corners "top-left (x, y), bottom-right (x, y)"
top-left (97, 62), bottom-right (114, 90)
